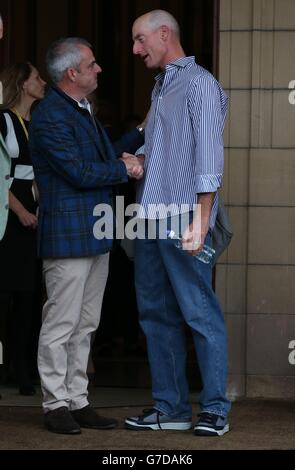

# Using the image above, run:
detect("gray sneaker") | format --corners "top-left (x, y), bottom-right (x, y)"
top-left (125, 408), bottom-right (192, 431)
top-left (194, 412), bottom-right (229, 436)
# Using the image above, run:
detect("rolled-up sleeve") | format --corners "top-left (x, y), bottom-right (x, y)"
top-left (195, 174), bottom-right (223, 193)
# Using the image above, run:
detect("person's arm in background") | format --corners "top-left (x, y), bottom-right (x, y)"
top-left (112, 110), bottom-right (149, 156)
top-left (9, 190), bottom-right (38, 229)
top-left (113, 111), bottom-right (149, 179)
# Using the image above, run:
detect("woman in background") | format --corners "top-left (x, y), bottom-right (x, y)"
top-left (0, 62), bottom-right (46, 395)
top-left (0, 10), bottom-right (6, 402)
top-left (0, 12), bottom-right (11, 243)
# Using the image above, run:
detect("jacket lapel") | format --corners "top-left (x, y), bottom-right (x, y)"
top-left (93, 116), bottom-right (117, 161)
top-left (77, 111), bottom-right (113, 162)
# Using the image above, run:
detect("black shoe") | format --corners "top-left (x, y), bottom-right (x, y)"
top-left (194, 412), bottom-right (229, 436)
top-left (70, 405), bottom-right (117, 429)
top-left (125, 408), bottom-right (192, 431)
top-left (44, 406), bottom-right (81, 435)
top-left (19, 384), bottom-right (36, 396)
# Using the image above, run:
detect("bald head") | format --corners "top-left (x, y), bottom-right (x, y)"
top-left (135, 10), bottom-right (180, 37)
top-left (132, 9), bottom-right (184, 70)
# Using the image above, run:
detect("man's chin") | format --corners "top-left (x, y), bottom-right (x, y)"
top-left (144, 59), bottom-right (155, 69)
top-left (89, 83), bottom-right (98, 93)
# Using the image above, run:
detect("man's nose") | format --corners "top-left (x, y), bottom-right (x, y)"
top-left (133, 42), bottom-right (141, 55)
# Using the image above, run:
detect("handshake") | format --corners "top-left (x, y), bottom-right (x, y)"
top-left (120, 153), bottom-right (144, 180)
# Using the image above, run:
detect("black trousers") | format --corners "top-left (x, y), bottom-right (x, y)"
top-left (0, 290), bottom-right (40, 387)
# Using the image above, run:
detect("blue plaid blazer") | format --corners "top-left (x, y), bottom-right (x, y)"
top-left (29, 86), bottom-right (143, 258)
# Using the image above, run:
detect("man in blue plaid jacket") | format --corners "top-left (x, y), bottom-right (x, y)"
top-left (29, 37), bottom-right (144, 435)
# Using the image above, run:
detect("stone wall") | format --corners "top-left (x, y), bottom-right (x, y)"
top-left (217, 0), bottom-right (295, 398)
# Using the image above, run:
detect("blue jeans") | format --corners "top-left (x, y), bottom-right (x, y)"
top-left (134, 218), bottom-right (231, 419)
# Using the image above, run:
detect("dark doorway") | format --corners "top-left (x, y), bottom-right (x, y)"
top-left (0, 0), bottom-right (218, 125)
top-left (88, 0), bottom-right (219, 389)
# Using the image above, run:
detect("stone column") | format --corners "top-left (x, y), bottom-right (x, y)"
top-left (217, 0), bottom-right (295, 398)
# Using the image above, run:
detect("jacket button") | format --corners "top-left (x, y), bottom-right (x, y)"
top-left (5, 204), bottom-right (9, 210)
top-left (5, 174), bottom-right (10, 180)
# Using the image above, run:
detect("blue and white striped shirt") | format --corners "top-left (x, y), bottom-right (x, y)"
top-left (136, 56), bottom-right (228, 227)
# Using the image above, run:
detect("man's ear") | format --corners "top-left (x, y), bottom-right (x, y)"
top-left (160, 25), bottom-right (169, 41)
top-left (67, 68), bottom-right (77, 82)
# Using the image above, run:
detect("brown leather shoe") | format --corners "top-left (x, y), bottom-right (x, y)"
top-left (44, 406), bottom-right (81, 435)
top-left (71, 405), bottom-right (117, 429)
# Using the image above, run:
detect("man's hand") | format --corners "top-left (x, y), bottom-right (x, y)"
top-left (182, 222), bottom-right (204, 257)
top-left (120, 152), bottom-right (144, 180)
top-left (182, 193), bottom-right (214, 256)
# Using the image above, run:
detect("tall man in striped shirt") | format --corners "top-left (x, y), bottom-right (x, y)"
top-left (125, 10), bottom-right (231, 436)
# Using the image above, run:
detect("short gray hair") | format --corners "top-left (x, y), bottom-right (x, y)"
top-left (146, 10), bottom-right (180, 36)
top-left (46, 37), bottom-right (92, 84)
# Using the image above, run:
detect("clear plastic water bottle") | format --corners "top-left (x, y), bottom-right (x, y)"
top-left (167, 230), bottom-right (215, 264)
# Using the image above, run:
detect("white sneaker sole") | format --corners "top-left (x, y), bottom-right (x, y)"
top-left (125, 419), bottom-right (192, 431)
top-left (194, 423), bottom-right (230, 436)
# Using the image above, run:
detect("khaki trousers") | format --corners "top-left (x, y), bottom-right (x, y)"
top-left (38, 254), bottom-right (109, 412)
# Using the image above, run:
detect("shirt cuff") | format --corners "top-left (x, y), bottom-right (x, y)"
top-left (195, 174), bottom-right (222, 193)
